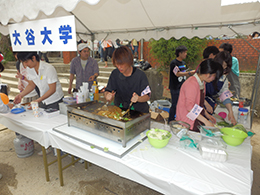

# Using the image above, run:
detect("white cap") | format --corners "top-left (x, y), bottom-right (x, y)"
top-left (77, 43), bottom-right (91, 51)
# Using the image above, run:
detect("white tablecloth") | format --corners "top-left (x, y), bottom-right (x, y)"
top-left (0, 110), bottom-right (67, 148)
top-left (48, 121), bottom-right (253, 195)
top-left (0, 110), bottom-right (253, 194)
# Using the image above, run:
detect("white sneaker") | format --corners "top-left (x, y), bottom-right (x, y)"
top-left (78, 159), bottom-right (84, 164)
top-left (38, 147), bottom-right (52, 156)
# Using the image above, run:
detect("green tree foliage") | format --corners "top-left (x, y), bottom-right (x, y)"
top-left (0, 34), bottom-right (15, 63)
top-left (149, 37), bottom-right (208, 72)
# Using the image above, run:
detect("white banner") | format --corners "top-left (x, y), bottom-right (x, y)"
top-left (9, 15), bottom-right (77, 51)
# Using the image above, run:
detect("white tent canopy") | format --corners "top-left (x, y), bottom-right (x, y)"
top-left (0, 0), bottom-right (260, 41)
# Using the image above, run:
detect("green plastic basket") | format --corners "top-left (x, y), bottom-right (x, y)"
top-left (146, 129), bottom-right (172, 149)
top-left (220, 127), bottom-right (248, 146)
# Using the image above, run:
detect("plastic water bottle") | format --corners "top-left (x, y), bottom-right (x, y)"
top-left (89, 92), bottom-right (94, 101)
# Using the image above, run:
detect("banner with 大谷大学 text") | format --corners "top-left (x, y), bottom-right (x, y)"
top-left (9, 15), bottom-right (77, 51)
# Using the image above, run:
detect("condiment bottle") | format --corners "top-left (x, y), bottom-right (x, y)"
top-left (92, 81), bottom-right (99, 100)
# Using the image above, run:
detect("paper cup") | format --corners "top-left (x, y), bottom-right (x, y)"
top-left (31, 101), bottom-right (38, 110)
top-left (33, 110), bottom-right (43, 118)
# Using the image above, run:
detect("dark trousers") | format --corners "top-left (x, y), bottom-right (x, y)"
top-left (168, 89), bottom-right (180, 123)
top-left (39, 97), bottom-right (63, 110)
top-left (103, 47), bottom-right (113, 61)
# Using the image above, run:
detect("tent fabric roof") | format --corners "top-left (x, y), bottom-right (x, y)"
top-left (0, 0), bottom-right (260, 40)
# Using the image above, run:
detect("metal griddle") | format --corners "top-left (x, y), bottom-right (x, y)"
top-left (67, 101), bottom-right (151, 147)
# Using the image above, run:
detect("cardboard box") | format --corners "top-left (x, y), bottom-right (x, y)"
top-left (162, 86), bottom-right (171, 99)
top-left (160, 71), bottom-right (169, 78)
top-left (150, 108), bottom-right (169, 121)
top-left (161, 72), bottom-right (169, 86)
top-left (162, 76), bottom-right (169, 86)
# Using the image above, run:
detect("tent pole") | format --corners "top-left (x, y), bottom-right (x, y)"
top-left (70, 12), bottom-right (94, 37)
top-left (228, 26), bottom-right (260, 129)
top-left (250, 54), bottom-right (260, 128)
top-left (90, 34), bottom-right (95, 58)
top-left (228, 26), bottom-right (259, 51)
top-left (140, 39), bottom-right (144, 60)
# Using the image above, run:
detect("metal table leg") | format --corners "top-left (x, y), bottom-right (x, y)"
top-left (43, 147), bottom-right (90, 186)
top-left (41, 146), bottom-right (50, 182)
top-left (56, 149), bottom-right (64, 186)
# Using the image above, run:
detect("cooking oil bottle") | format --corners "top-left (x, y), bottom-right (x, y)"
top-left (92, 81), bottom-right (99, 100)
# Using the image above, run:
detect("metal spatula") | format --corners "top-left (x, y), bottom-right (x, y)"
top-left (101, 101), bottom-right (109, 111)
top-left (123, 102), bottom-right (133, 117)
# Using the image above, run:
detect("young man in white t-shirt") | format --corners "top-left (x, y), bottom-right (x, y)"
top-left (14, 52), bottom-right (64, 155)
top-left (14, 52), bottom-right (64, 110)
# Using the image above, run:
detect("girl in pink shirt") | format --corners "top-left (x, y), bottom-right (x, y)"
top-left (176, 59), bottom-right (223, 132)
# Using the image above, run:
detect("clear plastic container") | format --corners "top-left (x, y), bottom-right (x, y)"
top-left (169, 121), bottom-right (190, 138)
top-left (237, 108), bottom-right (249, 124)
top-left (198, 138), bottom-right (227, 162)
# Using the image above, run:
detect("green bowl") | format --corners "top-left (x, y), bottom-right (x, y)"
top-left (146, 129), bottom-right (172, 148)
top-left (220, 127), bottom-right (248, 146)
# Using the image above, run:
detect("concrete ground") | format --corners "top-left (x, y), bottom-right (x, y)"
top-left (0, 118), bottom-right (260, 195)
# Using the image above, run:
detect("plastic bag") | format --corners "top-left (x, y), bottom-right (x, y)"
top-left (179, 135), bottom-right (198, 149)
top-left (198, 126), bottom-right (222, 137)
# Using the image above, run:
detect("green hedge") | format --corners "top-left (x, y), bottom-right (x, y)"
top-left (149, 37), bottom-right (208, 72)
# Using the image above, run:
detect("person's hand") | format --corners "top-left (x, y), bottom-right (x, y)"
top-left (68, 87), bottom-right (72, 94)
top-left (14, 94), bottom-right (22, 104)
top-left (205, 110), bottom-right (216, 124)
top-left (190, 70), bottom-right (196, 75)
top-left (7, 103), bottom-right (14, 109)
top-left (206, 105), bottom-right (213, 114)
top-left (100, 86), bottom-right (106, 93)
top-left (228, 112), bottom-right (237, 125)
top-left (105, 91), bottom-right (115, 101)
top-left (88, 75), bottom-right (95, 82)
top-left (204, 120), bottom-right (215, 127)
top-left (27, 103), bottom-right (32, 110)
top-left (131, 92), bottom-right (139, 103)
top-left (207, 114), bottom-right (216, 124)
top-left (15, 70), bottom-right (23, 80)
